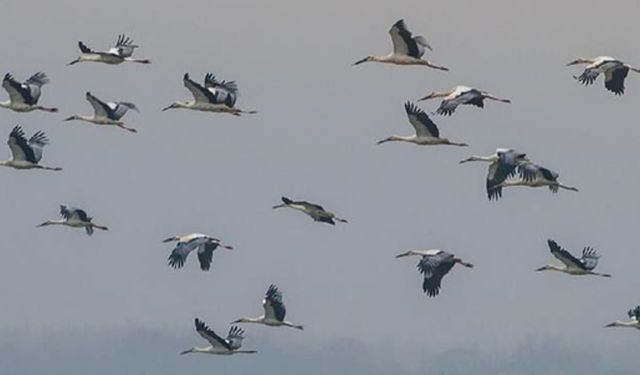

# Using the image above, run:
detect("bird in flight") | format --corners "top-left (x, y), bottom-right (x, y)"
top-left (232, 284), bottom-right (304, 330)
top-left (354, 19), bottom-right (448, 70)
top-left (67, 34), bottom-right (151, 65)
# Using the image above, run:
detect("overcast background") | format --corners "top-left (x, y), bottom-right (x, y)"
top-left (1, 0), bottom-right (639, 374)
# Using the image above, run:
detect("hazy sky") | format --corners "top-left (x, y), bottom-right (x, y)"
top-left (1, 0), bottom-right (640, 373)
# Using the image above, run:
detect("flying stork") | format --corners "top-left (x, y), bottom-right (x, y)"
top-left (377, 102), bottom-right (467, 146)
top-left (418, 85), bottom-right (511, 116)
top-left (459, 148), bottom-right (529, 200)
top-left (272, 196), bottom-right (347, 225)
top-left (536, 239), bottom-right (611, 277)
top-left (64, 92), bottom-right (139, 133)
top-left (181, 318), bottom-right (257, 355)
top-left (0, 125), bottom-right (61, 171)
top-left (37, 205), bottom-right (108, 235)
top-left (67, 34), bottom-right (151, 65)
top-left (396, 249), bottom-right (473, 297)
top-left (605, 306), bottom-right (640, 330)
top-left (1, 73), bottom-right (57, 113)
top-left (232, 284), bottom-right (304, 330)
top-left (163, 233), bottom-right (233, 271)
top-left (567, 56), bottom-right (640, 95)
top-left (497, 162), bottom-right (579, 193)
top-left (162, 73), bottom-right (256, 115)
top-left (353, 19), bottom-right (448, 70)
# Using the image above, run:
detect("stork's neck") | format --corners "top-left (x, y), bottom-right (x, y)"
top-left (465, 155), bottom-right (495, 162)
top-left (234, 317), bottom-right (263, 324)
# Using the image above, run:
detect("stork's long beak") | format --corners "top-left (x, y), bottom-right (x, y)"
top-left (63, 116), bottom-right (74, 121)
top-left (353, 57), bottom-right (368, 66)
top-left (604, 322), bottom-right (616, 328)
top-left (459, 157), bottom-right (472, 164)
top-left (161, 105), bottom-right (173, 112)
top-left (36, 222), bottom-right (48, 227)
top-left (534, 266), bottom-right (546, 272)
top-left (272, 204), bottom-right (286, 209)
top-left (418, 93), bottom-right (436, 101)
top-left (566, 60), bottom-right (580, 66)
top-left (180, 349), bottom-right (193, 355)
top-left (162, 237), bottom-right (176, 243)
top-left (67, 59), bottom-right (80, 66)
top-left (395, 252), bottom-right (411, 258)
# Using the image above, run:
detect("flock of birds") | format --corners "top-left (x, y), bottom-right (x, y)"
top-left (4, 19), bottom-right (640, 356)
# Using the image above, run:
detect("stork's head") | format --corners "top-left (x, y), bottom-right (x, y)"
top-left (535, 265), bottom-right (553, 272)
top-left (566, 58), bottom-right (591, 66)
top-left (418, 91), bottom-right (449, 101)
top-left (36, 220), bottom-right (54, 227)
top-left (180, 348), bottom-right (195, 355)
top-left (353, 56), bottom-right (373, 66)
top-left (66, 58), bottom-right (82, 66)
top-left (395, 250), bottom-right (420, 258)
top-left (162, 101), bottom-right (191, 111)
top-left (63, 115), bottom-right (80, 122)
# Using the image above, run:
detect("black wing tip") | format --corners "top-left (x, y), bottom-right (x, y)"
top-left (404, 101), bottom-right (422, 115)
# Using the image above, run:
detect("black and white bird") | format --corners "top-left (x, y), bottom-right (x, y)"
top-left (536, 239), bottom-right (611, 277)
top-left (64, 92), bottom-right (139, 133)
top-left (497, 162), bottom-right (579, 193)
top-left (0, 125), bottom-right (61, 171)
top-left (162, 73), bottom-right (256, 115)
top-left (377, 102), bottom-right (467, 146)
top-left (459, 148), bottom-right (530, 200)
top-left (353, 19), bottom-right (447, 70)
top-left (396, 249), bottom-right (473, 297)
top-left (605, 306), bottom-right (640, 330)
top-left (181, 319), bottom-right (257, 355)
top-left (163, 233), bottom-right (233, 271)
top-left (567, 56), bottom-right (640, 95)
top-left (272, 197), bottom-right (347, 225)
top-left (37, 205), bottom-right (108, 235)
top-left (232, 284), bottom-right (304, 330)
top-left (1, 73), bottom-right (57, 113)
top-left (67, 34), bottom-right (151, 65)
top-left (418, 85), bottom-right (511, 116)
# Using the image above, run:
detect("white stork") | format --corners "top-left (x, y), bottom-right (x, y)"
top-left (418, 85), bottom-right (511, 116)
top-left (396, 249), bottom-right (473, 297)
top-left (459, 148), bottom-right (529, 200)
top-left (536, 239), bottom-right (611, 277)
top-left (162, 73), bottom-right (256, 115)
top-left (181, 319), bottom-right (256, 355)
top-left (67, 34), bottom-right (150, 65)
top-left (272, 196), bottom-right (347, 225)
top-left (1, 73), bottom-right (57, 113)
top-left (163, 233), bottom-right (233, 271)
top-left (353, 19), bottom-right (448, 70)
top-left (37, 205), bottom-right (108, 235)
top-left (0, 125), bottom-right (61, 171)
top-left (605, 306), bottom-right (640, 330)
top-left (377, 102), bottom-right (467, 146)
top-left (567, 56), bottom-right (640, 95)
top-left (498, 162), bottom-right (579, 193)
top-left (232, 285), bottom-right (304, 330)
top-left (64, 92), bottom-right (138, 133)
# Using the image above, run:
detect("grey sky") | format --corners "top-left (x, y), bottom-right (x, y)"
top-left (1, 0), bottom-right (639, 373)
